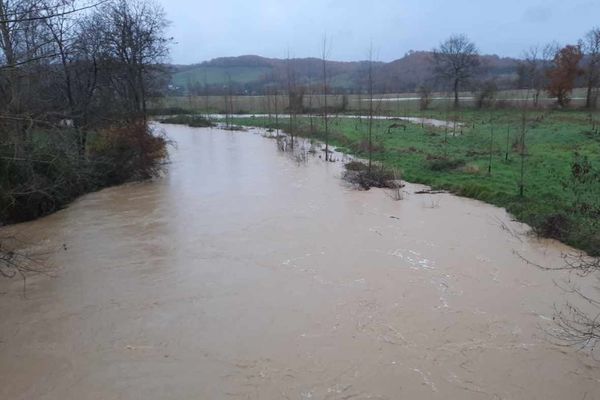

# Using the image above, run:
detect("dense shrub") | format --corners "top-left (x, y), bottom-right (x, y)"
top-left (427, 157), bottom-right (466, 171)
top-left (343, 161), bottom-right (398, 190)
top-left (535, 213), bottom-right (572, 241)
top-left (90, 122), bottom-right (167, 181)
top-left (0, 122), bottom-right (166, 224)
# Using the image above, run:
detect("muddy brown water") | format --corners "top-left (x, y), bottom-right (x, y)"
top-left (0, 125), bottom-right (598, 399)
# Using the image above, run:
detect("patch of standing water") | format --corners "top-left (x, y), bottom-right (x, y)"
top-left (202, 113), bottom-right (462, 128)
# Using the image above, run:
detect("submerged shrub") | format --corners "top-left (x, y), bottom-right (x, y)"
top-left (89, 121), bottom-right (168, 182)
top-left (535, 213), bottom-right (572, 241)
top-left (343, 161), bottom-right (399, 190)
top-left (345, 161), bottom-right (369, 172)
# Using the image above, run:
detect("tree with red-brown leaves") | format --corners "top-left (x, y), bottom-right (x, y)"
top-left (546, 45), bottom-right (584, 107)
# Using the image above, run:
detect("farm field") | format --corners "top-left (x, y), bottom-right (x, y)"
top-left (151, 89), bottom-right (592, 115)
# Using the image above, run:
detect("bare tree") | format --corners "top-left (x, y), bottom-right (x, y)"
top-left (432, 34), bottom-right (480, 108)
top-left (580, 27), bottom-right (600, 109)
top-left (285, 51), bottom-right (295, 148)
top-left (321, 35), bottom-right (330, 161)
top-left (306, 83), bottom-right (314, 133)
top-left (518, 104), bottom-right (528, 197)
top-left (504, 125), bottom-right (511, 161)
top-left (367, 44), bottom-right (375, 172)
top-left (0, 0), bottom-right (171, 225)
top-left (517, 46), bottom-right (549, 107)
top-left (521, 252), bottom-right (600, 354)
top-left (203, 69), bottom-right (209, 116)
top-left (224, 72), bottom-right (232, 127)
top-left (488, 112), bottom-right (495, 175)
top-left (95, 0), bottom-right (171, 118)
top-left (43, 0), bottom-right (104, 155)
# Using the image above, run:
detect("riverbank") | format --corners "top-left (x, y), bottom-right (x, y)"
top-left (0, 122), bottom-right (167, 225)
top-left (199, 109), bottom-right (599, 256)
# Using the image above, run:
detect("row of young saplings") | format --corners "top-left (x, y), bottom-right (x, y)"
top-left (272, 130), bottom-right (405, 200)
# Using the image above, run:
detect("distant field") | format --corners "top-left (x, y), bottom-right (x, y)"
top-left (172, 66), bottom-right (273, 87)
top-left (152, 88), bottom-right (591, 115)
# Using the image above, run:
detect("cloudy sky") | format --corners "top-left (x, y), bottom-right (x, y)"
top-left (159, 0), bottom-right (600, 64)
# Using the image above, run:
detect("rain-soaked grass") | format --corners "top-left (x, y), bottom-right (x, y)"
top-left (185, 108), bottom-right (600, 255)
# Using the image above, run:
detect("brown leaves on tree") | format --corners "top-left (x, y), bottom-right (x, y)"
top-left (546, 45), bottom-right (584, 107)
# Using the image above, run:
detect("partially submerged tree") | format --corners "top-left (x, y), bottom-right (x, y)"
top-left (285, 51), bottom-right (298, 147)
top-left (524, 252), bottom-right (600, 355)
top-left (518, 104), bottom-right (528, 197)
top-left (367, 44), bottom-right (375, 172)
top-left (546, 45), bottom-right (584, 107)
top-left (432, 34), bottom-right (480, 108)
top-left (321, 35), bottom-right (330, 161)
top-left (224, 72), bottom-right (233, 127)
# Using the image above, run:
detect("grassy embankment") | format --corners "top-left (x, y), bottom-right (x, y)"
top-left (222, 109), bottom-right (599, 255)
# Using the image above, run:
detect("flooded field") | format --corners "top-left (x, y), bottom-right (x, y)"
top-left (156, 88), bottom-right (591, 115)
top-left (203, 114), bottom-right (460, 128)
top-left (0, 125), bottom-right (598, 399)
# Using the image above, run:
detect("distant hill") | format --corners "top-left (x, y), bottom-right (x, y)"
top-left (170, 52), bottom-right (520, 95)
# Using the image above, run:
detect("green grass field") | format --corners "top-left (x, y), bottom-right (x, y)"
top-left (222, 109), bottom-right (600, 255)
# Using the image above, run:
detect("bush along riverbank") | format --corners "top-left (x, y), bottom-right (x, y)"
top-left (0, 121), bottom-right (167, 224)
top-left (208, 109), bottom-right (599, 256)
top-left (0, 0), bottom-right (171, 226)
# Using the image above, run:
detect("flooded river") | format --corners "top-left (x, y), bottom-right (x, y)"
top-left (0, 125), bottom-right (598, 399)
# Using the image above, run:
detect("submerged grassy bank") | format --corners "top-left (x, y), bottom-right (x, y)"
top-left (208, 109), bottom-right (599, 255)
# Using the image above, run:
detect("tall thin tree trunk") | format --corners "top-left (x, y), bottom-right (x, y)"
top-left (368, 53), bottom-right (374, 173)
top-left (454, 79), bottom-right (459, 108)
top-left (322, 37), bottom-right (329, 161)
top-left (519, 109), bottom-right (527, 197)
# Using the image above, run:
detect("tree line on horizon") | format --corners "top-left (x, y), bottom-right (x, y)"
top-left (178, 29), bottom-right (600, 110)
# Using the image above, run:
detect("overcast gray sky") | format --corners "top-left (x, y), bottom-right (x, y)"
top-left (160, 0), bottom-right (600, 64)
